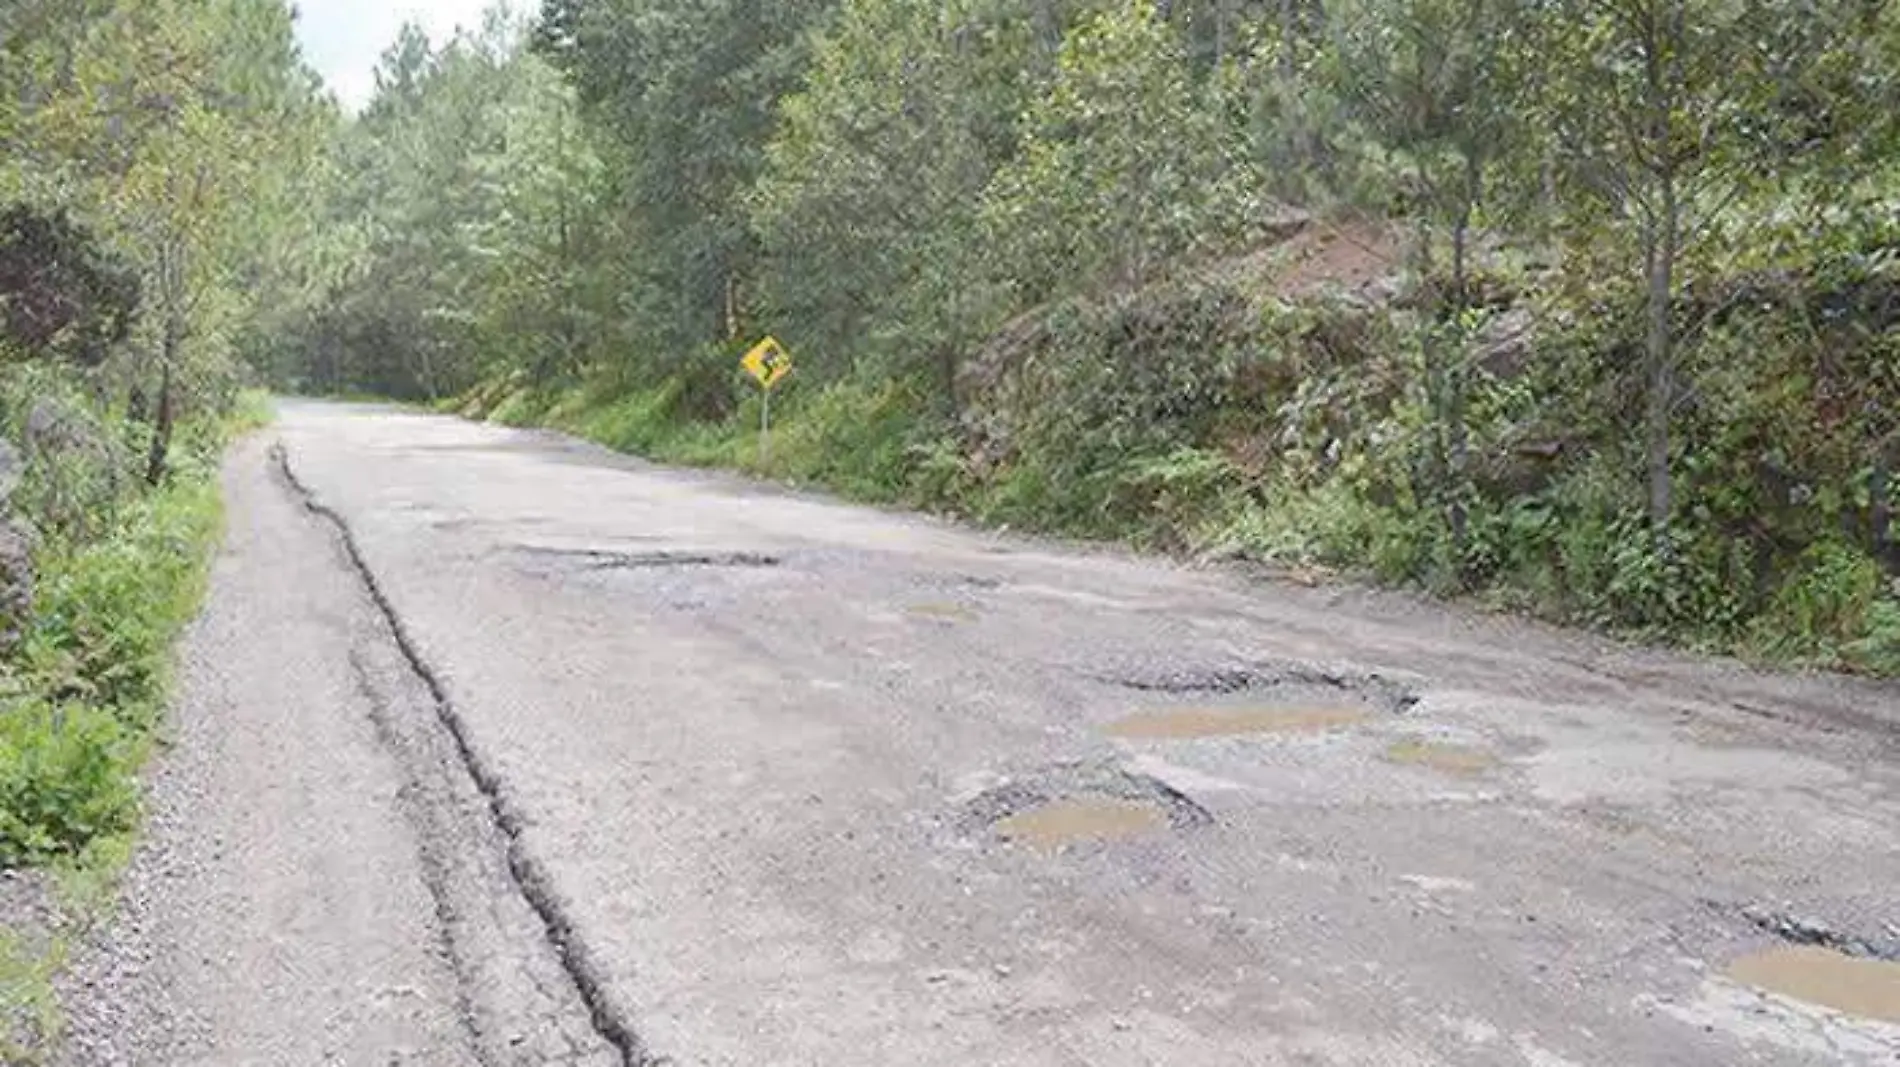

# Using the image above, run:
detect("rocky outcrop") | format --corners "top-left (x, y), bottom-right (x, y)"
top-left (0, 438), bottom-right (31, 658)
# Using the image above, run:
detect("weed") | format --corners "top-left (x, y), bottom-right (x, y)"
top-left (0, 927), bottom-right (64, 1064)
top-left (0, 703), bottom-right (140, 866)
top-left (1749, 540), bottom-right (1887, 666)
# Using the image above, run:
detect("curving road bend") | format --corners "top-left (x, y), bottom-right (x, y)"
top-left (61, 400), bottom-right (1900, 1065)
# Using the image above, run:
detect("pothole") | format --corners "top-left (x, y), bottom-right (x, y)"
top-left (1107, 705), bottom-right (1370, 739)
top-left (1738, 906), bottom-right (1900, 961)
top-left (1096, 665), bottom-right (1262, 695)
top-left (916, 572), bottom-right (1004, 592)
top-left (1383, 739), bottom-right (1499, 776)
top-left (1090, 661), bottom-right (1418, 715)
top-left (1728, 947), bottom-right (1900, 1023)
top-left (961, 761), bottom-right (1212, 851)
top-left (516, 545), bottom-right (781, 570)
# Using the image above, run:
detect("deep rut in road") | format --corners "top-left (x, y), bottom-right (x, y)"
top-left (272, 444), bottom-right (654, 1067)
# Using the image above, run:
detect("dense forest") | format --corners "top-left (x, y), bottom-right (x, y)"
top-left (271, 0), bottom-right (1900, 670)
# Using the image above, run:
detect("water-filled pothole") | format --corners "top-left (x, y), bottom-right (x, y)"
top-left (961, 761), bottom-right (1211, 851)
top-left (1107, 706), bottom-right (1370, 739)
top-left (1728, 946), bottom-right (1900, 1023)
top-left (1383, 739), bottom-right (1499, 776)
top-left (996, 798), bottom-right (1166, 851)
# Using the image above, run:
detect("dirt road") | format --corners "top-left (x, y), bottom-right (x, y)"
top-left (60, 401), bottom-right (1900, 1065)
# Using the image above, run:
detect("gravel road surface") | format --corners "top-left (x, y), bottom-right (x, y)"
top-left (57, 401), bottom-right (1900, 1065)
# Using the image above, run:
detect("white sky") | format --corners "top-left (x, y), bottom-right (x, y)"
top-left (292, 0), bottom-right (520, 110)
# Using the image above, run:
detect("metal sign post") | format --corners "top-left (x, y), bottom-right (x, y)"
top-left (760, 382), bottom-right (772, 467)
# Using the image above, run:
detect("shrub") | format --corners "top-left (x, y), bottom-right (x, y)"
top-left (0, 702), bottom-right (139, 865)
top-left (761, 377), bottom-right (923, 500)
top-left (19, 479), bottom-right (218, 719)
top-left (1749, 540), bottom-right (1887, 665)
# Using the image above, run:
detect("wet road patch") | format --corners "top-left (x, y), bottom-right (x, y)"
top-left (1383, 739), bottom-right (1499, 777)
top-left (906, 601), bottom-right (980, 623)
top-left (1107, 706), bottom-right (1370, 739)
top-left (1728, 946), bottom-right (1900, 1023)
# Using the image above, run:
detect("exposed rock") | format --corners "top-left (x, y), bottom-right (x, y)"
top-left (0, 437), bottom-right (19, 504)
top-left (0, 516), bottom-right (32, 658)
top-left (0, 436), bottom-right (27, 657)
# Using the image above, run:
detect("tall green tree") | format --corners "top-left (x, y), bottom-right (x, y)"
top-left (753, 0), bottom-right (1035, 398)
top-left (535, 0), bottom-right (840, 356)
top-left (1330, 0), bottom-right (1533, 560)
top-left (1541, 0), bottom-right (1880, 532)
top-left (980, 5), bottom-right (1266, 305)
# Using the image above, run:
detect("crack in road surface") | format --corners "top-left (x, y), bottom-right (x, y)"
top-left (272, 444), bottom-right (655, 1067)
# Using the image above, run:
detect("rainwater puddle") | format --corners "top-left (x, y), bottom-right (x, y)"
top-left (1728, 946), bottom-right (1900, 1023)
top-left (1106, 706), bottom-right (1370, 740)
top-left (1384, 739), bottom-right (1499, 777)
top-left (995, 798), bottom-right (1166, 852)
top-left (907, 602), bottom-right (979, 623)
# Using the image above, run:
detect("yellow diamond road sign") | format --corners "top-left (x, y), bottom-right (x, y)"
top-left (742, 337), bottom-right (791, 389)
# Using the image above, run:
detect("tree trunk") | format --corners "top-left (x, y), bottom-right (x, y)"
top-left (1278, 0), bottom-right (1298, 80)
top-left (1874, 446), bottom-right (1895, 573)
top-left (1032, 0), bottom-right (1062, 69)
top-left (1446, 211), bottom-right (1472, 568)
top-left (1643, 177), bottom-right (1678, 533)
top-left (418, 342), bottom-right (439, 403)
top-left (145, 357), bottom-right (173, 487)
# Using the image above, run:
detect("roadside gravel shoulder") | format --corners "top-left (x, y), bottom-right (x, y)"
top-left (51, 435), bottom-right (473, 1066)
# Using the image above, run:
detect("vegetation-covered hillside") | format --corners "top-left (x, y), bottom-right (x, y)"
top-left (271, 0), bottom-right (1900, 674)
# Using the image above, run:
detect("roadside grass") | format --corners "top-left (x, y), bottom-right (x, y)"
top-left (227, 389), bottom-right (276, 435)
top-left (459, 371), bottom-right (1900, 679)
top-left (0, 929), bottom-right (64, 1064)
top-left (0, 390), bottom-right (265, 1059)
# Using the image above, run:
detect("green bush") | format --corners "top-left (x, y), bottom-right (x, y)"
top-left (1, 467), bottom-right (219, 865)
top-left (487, 385), bottom-right (558, 427)
top-left (570, 384), bottom-right (681, 455)
top-left (1843, 595), bottom-right (1900, 675)
top-left (0, 702), bottom-right (140, 866)
top-left (763, 378), bottom-right (928, 501)
top-left (1210, 478), bottom-right (1431, 578)
top-left (19, 479), bottom-right (218, 719)
top-left (1749, 540), bottom-right (1887, 665)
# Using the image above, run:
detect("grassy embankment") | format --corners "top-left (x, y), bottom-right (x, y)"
top-left (0, 391), bottom-right (272, 1061)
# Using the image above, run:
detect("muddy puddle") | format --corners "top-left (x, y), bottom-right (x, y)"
top-left (906, 602), bottom-right (979, 623)
top-left (1728, 945), bottom-right (1900, 1023)
top-left (995, 798), bottom-right (1166, 851)
top-left (1106, 706), bottom-right (1370, 740)
top-left (1383, 739), bottom-right (1499, 776)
